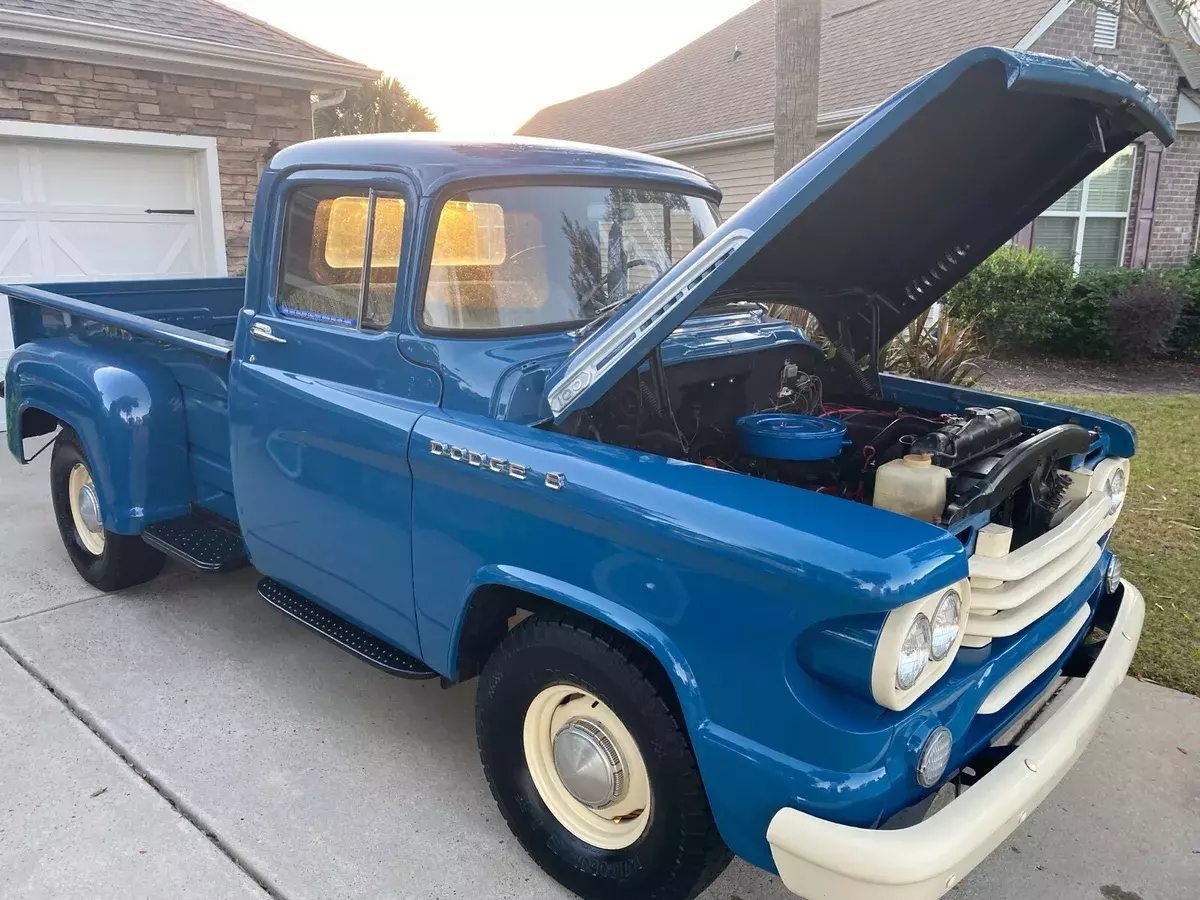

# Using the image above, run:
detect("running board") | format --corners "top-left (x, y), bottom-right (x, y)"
top-left (142, 515), bottom-right (248, 572)
top-left (257, 578), bottom-right (437, 679)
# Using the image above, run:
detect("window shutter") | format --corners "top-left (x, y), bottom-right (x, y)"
top-left (1130, 147), bottom-right (1162, 268)
top-left (1094, 4), bottom-right (1120, 49)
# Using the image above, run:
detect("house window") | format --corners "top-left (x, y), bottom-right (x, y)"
top-left (1094, 3), bottom-right (1120, 49)
top-left (1032, 145), bottom-right (1135, 271)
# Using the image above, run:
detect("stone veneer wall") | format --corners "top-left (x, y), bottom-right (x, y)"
top-left (0, 54), bottom-right (313, 272)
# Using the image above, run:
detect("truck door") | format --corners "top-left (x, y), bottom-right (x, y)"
top-left (228, 172), bottom-right (430, 657)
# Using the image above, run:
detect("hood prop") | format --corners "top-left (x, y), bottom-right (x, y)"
top-left (829, 294), bottom-right (885, 400)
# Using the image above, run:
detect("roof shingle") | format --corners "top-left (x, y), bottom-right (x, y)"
top-left (0, 0), bottom-right (358, 66)
top-left (519, 0), bottom-right (1056, 147)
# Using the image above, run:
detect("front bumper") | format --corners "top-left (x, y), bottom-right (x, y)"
top-left (765, 579), bottom-right (1145, 900)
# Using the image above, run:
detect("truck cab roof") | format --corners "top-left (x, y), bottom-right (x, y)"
top-left (265, 133), bottom-right (722, 201)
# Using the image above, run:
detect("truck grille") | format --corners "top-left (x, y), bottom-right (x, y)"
top-left (963, 457), bottom-right (1128, 646)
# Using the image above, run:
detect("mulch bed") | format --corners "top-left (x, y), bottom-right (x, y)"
top-left (976, 353), bottom-right (1200, 395)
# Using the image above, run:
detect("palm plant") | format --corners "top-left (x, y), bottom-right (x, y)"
top-left (313, 77), bottom-right (437, 138)
top-left (882, 308), bottom-right (987, 386)
top-left (767, 303), bottom-right (827, 346)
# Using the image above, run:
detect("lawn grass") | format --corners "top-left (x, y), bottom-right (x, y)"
top-left (1033, 393), bottom-right (1200, 696)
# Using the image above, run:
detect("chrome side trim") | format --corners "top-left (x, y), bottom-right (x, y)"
top-left (547, 228), bottom-right (754, 417)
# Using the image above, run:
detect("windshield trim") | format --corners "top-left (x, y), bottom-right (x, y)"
top-left (411, 178), bottom-right (722, 341)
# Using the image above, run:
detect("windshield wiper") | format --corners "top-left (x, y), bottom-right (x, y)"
top-left (570, 287), bottom-right (648, 342)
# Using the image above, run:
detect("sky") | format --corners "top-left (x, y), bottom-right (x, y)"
top-left (218, 0), bottom-right (760, 135)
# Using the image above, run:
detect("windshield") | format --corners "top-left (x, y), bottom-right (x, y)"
top-left (421, 184), bottom-right (721, 332)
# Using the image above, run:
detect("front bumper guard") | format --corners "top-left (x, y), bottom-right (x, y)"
top-left (766, 579), bottom-right (1145, 900)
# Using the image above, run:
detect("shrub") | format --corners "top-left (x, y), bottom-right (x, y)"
top-left (1055, 268), bottom-right (1148, 358)
top-left (882, 308), bottom-right (986, 386)
top-left (1158, 255), bottom-right (1200, 354)
top-left (947, 248), bottom-right (1191, 359)
top-left (1105, 277), bottom-right (1185, 360)
top-left (943, 246), bottom-right (1073, 348)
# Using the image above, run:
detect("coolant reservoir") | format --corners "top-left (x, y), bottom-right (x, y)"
top-left (874, 454), bottom-right (951, 523)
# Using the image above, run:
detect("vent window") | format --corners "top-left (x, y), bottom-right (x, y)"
top-left (1095, 3), bottom-right (1120, 49)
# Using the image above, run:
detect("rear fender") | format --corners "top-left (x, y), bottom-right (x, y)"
top-left (5, 339), bottom-right (191, 533)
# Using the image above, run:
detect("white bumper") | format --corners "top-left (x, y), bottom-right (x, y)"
top-left (766, 580), bottom-right (1145, 900)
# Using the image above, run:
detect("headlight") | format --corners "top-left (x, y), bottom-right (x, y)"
top-left (1104, 467), bottom-right (1126, 514)
top-left (916, 727), bottom-right (954, 788)
top-left (1105, 554), bottom-right (1123, 594)
top-left (896, 614), bottom-right (931, 690)
top-left (872, 579), bottom-right (970, 711)
top-left (929, 590), bottom-right (961, 661)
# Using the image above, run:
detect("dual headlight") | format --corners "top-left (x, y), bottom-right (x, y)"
top-left (896, 589), bottom-right (962, 689)
top-left (872, 581), bottom-right (970, 711)
top-left (1092, 456), bottom-right (1130, 518)
top-left (1104, 466), bottom-right (1127, 515)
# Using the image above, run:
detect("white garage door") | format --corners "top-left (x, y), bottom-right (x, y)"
top-left (0, 126), bottom-right (226, 398)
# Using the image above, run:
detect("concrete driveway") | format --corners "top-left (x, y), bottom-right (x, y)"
top-left (1, 451), bottom-right (1197, 900)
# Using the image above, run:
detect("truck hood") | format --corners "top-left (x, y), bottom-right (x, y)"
top-left (546, 47), bottom-right (1174, 422)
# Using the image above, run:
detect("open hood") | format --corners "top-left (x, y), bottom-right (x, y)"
top-left (547, 47), bottom-right (1174, 421)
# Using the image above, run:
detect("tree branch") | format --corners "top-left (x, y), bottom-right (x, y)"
top-left (1084, 0), bottom-right (1200, 56)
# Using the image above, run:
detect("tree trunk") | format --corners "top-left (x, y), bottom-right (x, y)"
top-left (775, 0), bottom-right (822, 178)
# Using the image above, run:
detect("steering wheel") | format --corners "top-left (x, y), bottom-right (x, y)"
top-left (579, 257), bottom-right (667, 311)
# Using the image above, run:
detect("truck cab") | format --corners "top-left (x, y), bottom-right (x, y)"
top-left (226, 134), bottom-right (728, 660)
top-left (4, 48), bottom-right (1165, 900)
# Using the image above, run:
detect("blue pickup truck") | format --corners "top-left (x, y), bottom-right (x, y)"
top-left (3, 49), bottom-right (1162, 900)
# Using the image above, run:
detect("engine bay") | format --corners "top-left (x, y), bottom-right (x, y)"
top-left (552, 344), bottom-right (1093, 545)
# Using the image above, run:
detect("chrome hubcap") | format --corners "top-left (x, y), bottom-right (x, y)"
top-left (68, 463), bottom-right (106, 556)
top-left (552, 719), bottom-right (626, 809)
top-left (523, 685), bottom-right (652, 849)
top-left (76, 482), bottom-right (102, 534)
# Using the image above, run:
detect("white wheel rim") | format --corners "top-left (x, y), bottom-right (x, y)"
top-left (523, 684), bottom-right (651, 850)
top-left (68, 463), bottom-right (105, 556)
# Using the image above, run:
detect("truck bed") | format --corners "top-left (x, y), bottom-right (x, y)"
top-left (5, 277), bottom-right (243, 351)
top-left (4, 277), bottom-right (243, 522)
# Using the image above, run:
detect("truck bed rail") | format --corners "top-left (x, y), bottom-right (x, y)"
top-left (3, 282), bottom-right (234, 360)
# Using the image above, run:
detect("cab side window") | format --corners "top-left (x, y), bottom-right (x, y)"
top-left (277, 186), bottom-right (405, 331)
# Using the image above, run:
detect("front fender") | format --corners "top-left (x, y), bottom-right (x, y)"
top-left (5, 338), bottom-right (190, 533)
top-left (457, 563), bottom-right (707, 722)
top-left (409, 409), bottom-right (970, 869)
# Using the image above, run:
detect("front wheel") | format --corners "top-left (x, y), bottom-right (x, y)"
top-left (50, 427), bottom-right (165, 592)
top-left (476, 614), bottom-right (730, 900)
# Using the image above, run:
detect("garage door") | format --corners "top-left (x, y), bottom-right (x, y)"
top-left (0, 129), bottom-right (226, 403)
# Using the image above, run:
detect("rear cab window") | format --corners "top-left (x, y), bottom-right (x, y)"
top-left (420, 185), bottom-right (720, 333)
top-left (277, 186), bottom-right (406, 331)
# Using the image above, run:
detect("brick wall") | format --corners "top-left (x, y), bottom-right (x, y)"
top-left (0, 55), bottom-right (313, 273)
top-left (1033, 4), bottom-right (1198, 268)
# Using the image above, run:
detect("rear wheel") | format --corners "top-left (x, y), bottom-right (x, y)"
top-left (50, 427), bottom-right (165, 591)
top-left (476, 614), bottom-right (730, 900)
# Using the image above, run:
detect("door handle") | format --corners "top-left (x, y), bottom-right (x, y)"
top-left (250, 321), bottom-right (286, 344)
